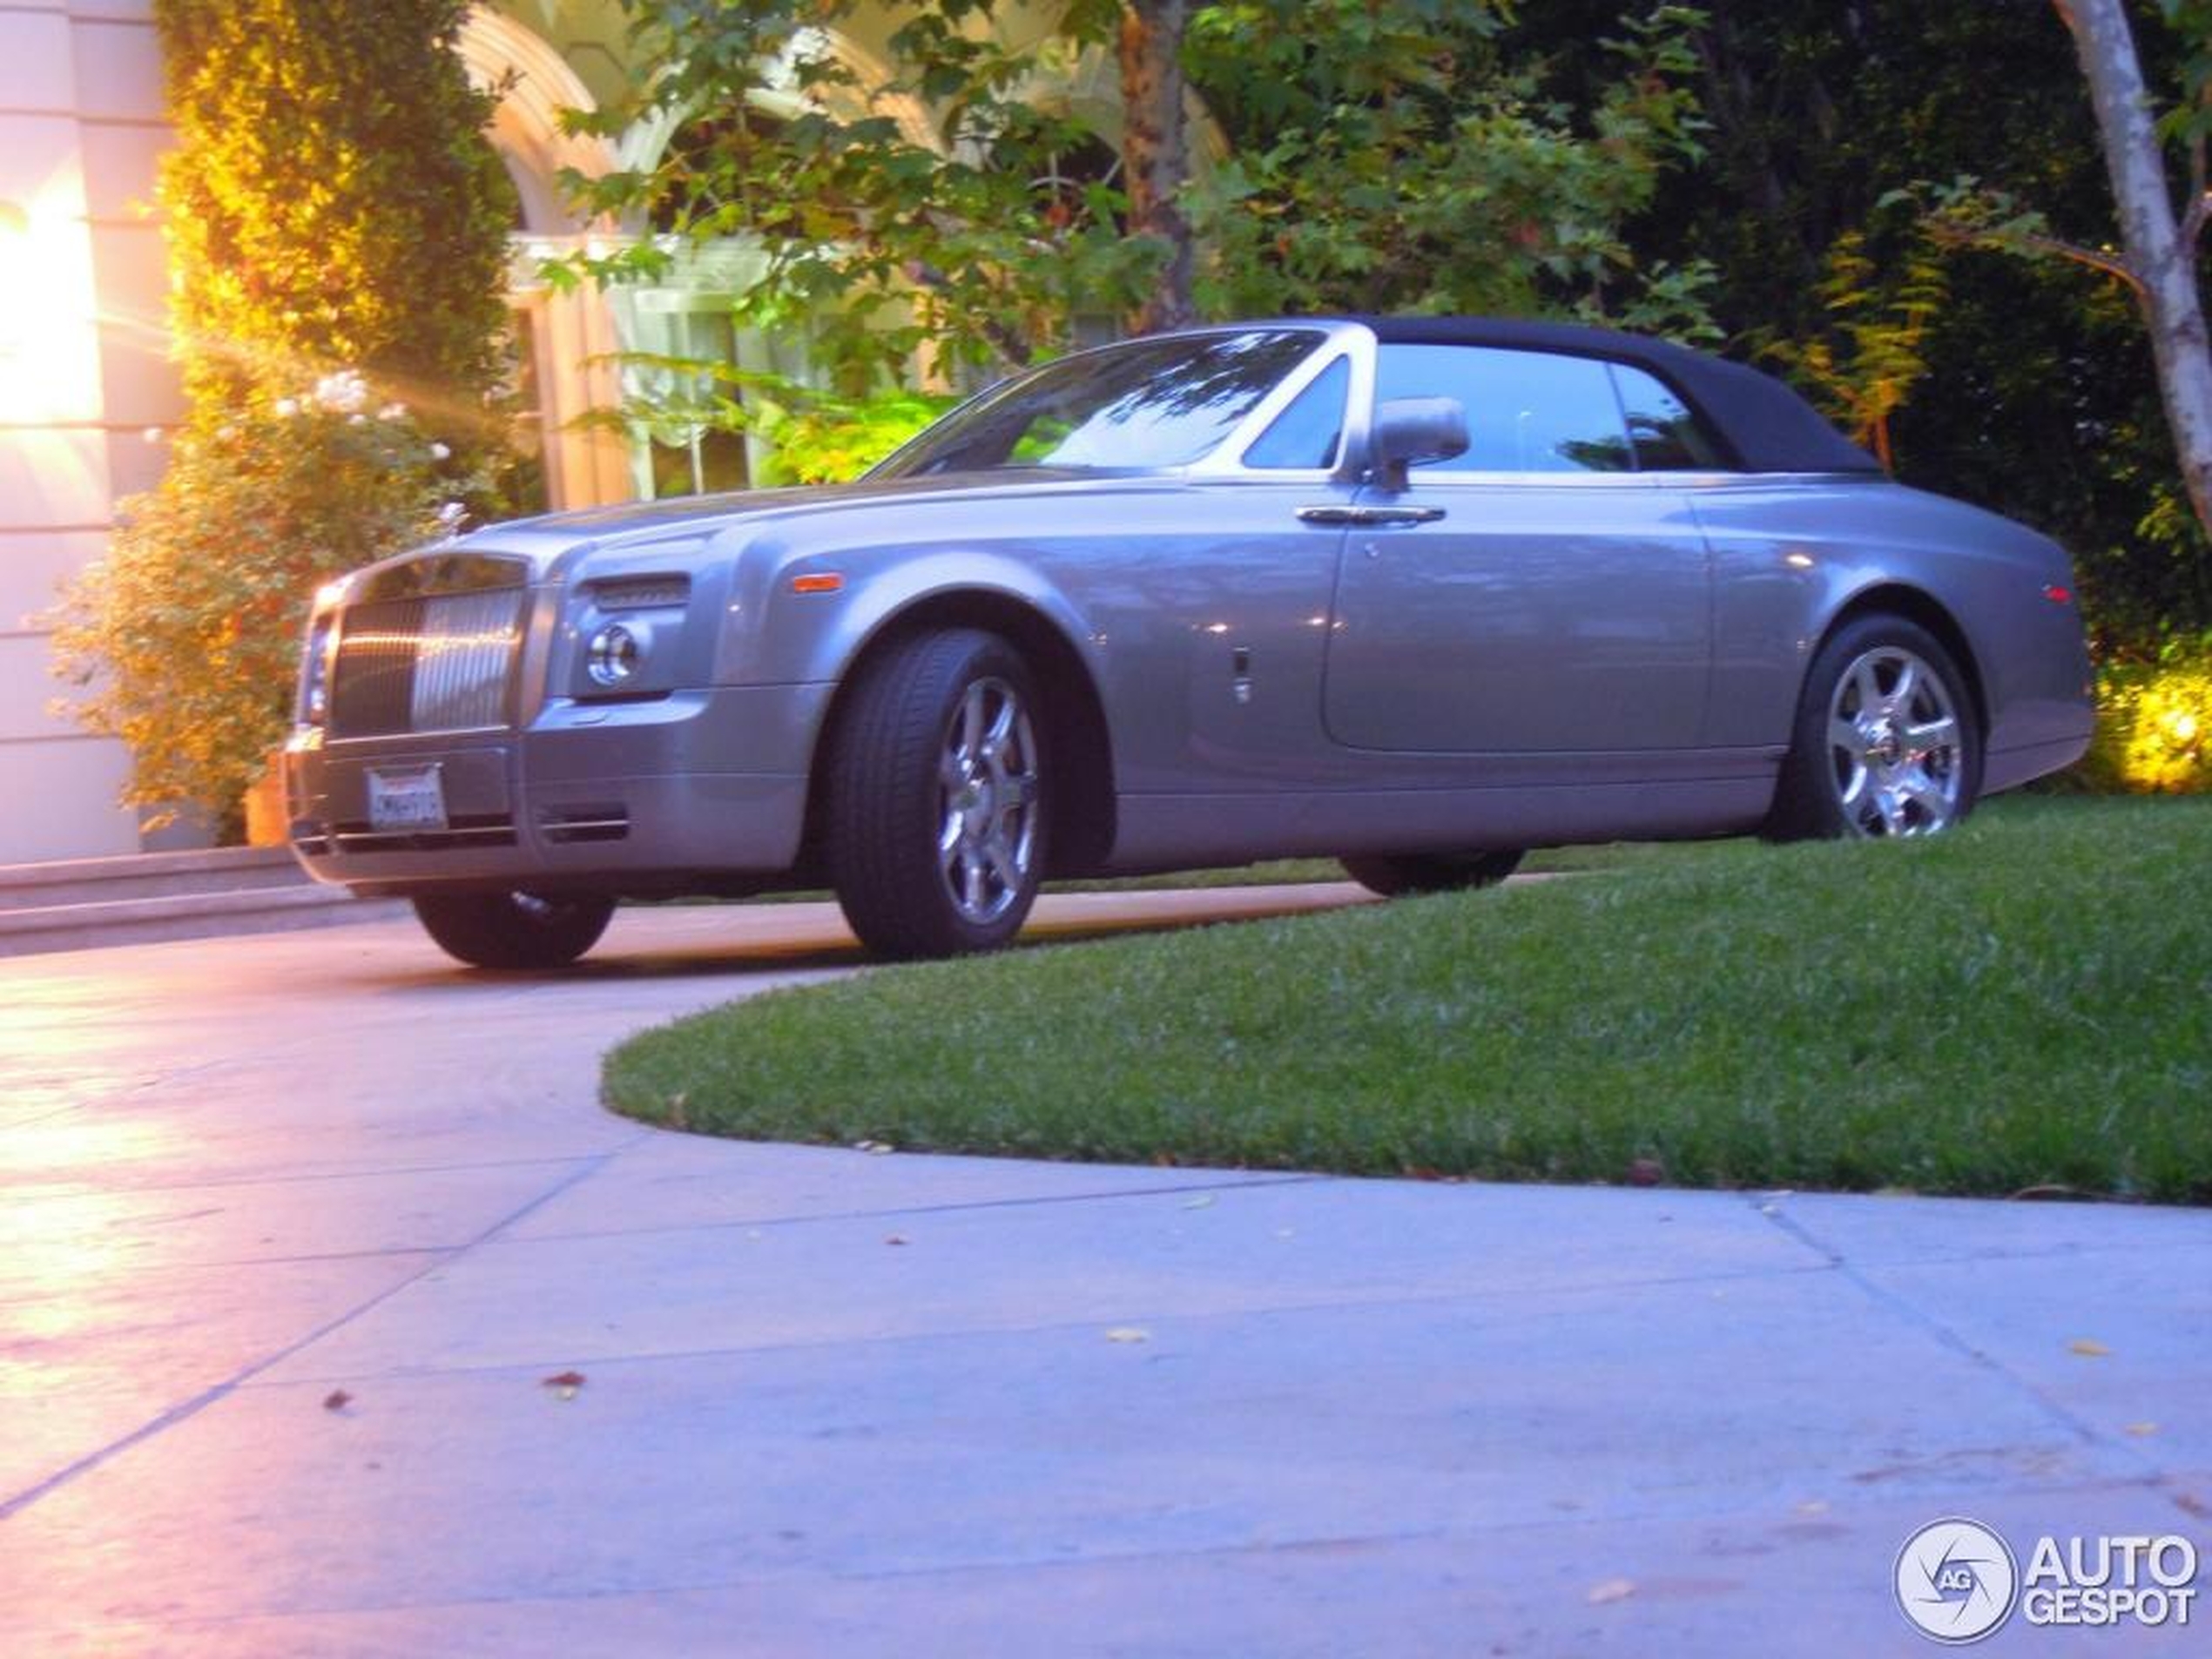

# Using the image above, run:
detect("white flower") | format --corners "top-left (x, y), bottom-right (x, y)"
top-left (435, 501), bottom-right (467, 528)
top-left (378, 401), bottom-right (408, 421)
top-left (347, 412), bottom-right (367, 426)
top-left (140, 426), bottom-right (164, 445)
top-left (428, 442), bottom-right (451, 461)
top-left (216, 425), bottom-right (237, 442)
top-left (312, 370), bottom-right (369, 415)
top-left (273, 397), bottom-right (300, 418)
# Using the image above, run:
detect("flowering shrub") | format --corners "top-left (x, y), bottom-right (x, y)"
top-left (50, 375), bottom-right (482, 830)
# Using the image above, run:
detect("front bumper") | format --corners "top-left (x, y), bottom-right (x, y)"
top-left (285, 682), bottom-right (834, 896)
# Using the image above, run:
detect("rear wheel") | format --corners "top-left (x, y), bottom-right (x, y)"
top-left (827, 628), bottom-right (1047, 960)
top-left (1768, 615), bottom-right (1980, 840)
top-left (1339, 849), bottom-right (1525, 898)
top-left (411, 890), bottom-right (615, 969)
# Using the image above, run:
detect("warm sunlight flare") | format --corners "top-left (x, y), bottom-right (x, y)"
top-left (0, 187), bottom-right (103, 426)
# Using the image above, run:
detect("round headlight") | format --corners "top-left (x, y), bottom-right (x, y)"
top-left (586, 622), bottom-right (644, 688)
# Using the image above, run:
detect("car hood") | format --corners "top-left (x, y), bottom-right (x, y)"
top-left (470, 469), bottom-right (1128, 553)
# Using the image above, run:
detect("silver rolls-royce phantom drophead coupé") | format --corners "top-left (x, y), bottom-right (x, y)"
top-left (283, 316), bottom-right (2094, 967)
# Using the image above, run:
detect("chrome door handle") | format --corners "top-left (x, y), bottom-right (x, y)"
top-left (1297, 505), bottom-right (1447, 526)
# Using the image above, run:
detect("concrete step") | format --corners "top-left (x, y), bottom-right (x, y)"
top-left (0, 846), bottom-right (414, 958)
top-left (0, 845), bottom-right (314, 911)
top-left (0, 882), bottom-right (412, 959)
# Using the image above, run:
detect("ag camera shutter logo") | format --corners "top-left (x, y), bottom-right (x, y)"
top-left (1895, 1517), bottom-right (2020, 1643)
top-left (1895, 1518), bottom-right (2201, 1642)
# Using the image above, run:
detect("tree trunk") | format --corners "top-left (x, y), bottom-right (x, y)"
top-left (1118, 0), bottom-right (1196, 334)
top-left (2059, 0), bottom-right (2212, 543)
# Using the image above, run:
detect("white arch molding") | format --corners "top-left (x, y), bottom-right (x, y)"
top-left (459, 6), bottom-right (632, 508)
top-left (458, 7), bottom-right (618, 233)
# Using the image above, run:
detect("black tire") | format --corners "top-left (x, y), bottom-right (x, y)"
top-left (411, 890), bottom-right (616, 969)
top-left (1339, 848), bottom-right (1525, 898)
top-left (1766, 613), bottom-right (1982, 841)
top-left (826, 628), bottom-right (1048, 960)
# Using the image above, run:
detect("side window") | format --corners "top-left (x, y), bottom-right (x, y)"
top-left (1374, 345), bottom-right (1631, 473)
top-left (1243, 356), bottom-right (1350, 470)
top-left (1609, 364), bottom-right (1727, 470)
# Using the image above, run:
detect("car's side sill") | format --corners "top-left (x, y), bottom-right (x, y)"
top-left (1108, 776), bottom-right (1776, 871)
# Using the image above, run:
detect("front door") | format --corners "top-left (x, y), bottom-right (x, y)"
top-left (1321, 476), bottom-right (1712, 752)
top-left (1320, 341), bottom-right (1715, 754)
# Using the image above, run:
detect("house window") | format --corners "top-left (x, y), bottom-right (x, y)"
top-left (617, 290), bottom-right (819, 499)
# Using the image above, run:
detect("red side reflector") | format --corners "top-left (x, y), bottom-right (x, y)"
top-left (2041, 583), bottom-right (2073, 605)
top-left (791, 573), bottom-right (843, 595)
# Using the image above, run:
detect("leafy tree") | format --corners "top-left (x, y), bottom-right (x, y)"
top-left (155, 0), bottom-right (517, 429)
top-left (1186, 2), bottom-right (1716, 334)
top-left (562, 0), bottom-right (1164, 384)
top-left (566, 0), bottom-right (1716, 479)
top-left (53, 0), bottom-right (518, 830)
top-left (1519, 0), bottom-right (2209, 643)
top-left (1753, 222), bottom-right (1948, 470)
top-left (1913, 3), bottom-right (2212, 567)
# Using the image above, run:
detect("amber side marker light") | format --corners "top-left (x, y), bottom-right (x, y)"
top-left (2042, 583), bottom-right (2074, 605)
top-left (791, 573), bottom-right (844, 595)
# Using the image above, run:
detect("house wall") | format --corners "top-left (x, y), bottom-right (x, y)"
top-left (0, 0), bottom-right (172, 862)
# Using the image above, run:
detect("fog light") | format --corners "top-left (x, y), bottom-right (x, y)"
top-left (587, 622), bottom-right (644, 688)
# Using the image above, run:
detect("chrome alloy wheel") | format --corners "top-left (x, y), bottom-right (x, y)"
top-left (936, 676), bottom-right (1040, 925)
top-left (1825, 645), bottom-right (1966, 836)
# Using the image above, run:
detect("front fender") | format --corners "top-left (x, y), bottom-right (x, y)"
top-left (721, 542), bottom-right (1103, 691)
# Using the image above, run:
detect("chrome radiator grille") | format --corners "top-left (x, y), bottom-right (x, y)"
top-left (329, 586), bottom-right (526, 738)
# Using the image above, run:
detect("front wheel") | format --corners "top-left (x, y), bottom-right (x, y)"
top-left (412, 891), bottom-right (616, 969)
top-left (826, 628), bottom-right (1048, 960)
top-left (1767, 615), bottom-right (1981, 840)
top-left (1339, 849), bottom-right (1525, 898)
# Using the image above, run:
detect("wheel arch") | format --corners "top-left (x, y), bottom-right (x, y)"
top-left (801, 590), bottom-right (1118, 878)
top-left (1813, 582), bottom-right (1990, 739)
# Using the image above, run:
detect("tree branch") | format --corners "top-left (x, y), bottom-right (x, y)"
top-left (901, 260), bottom-right (1031, 368)
top-left (2187, 189), bottom-right (2212, 249)
top-left (1924, 215), bottom-right (2146, 294)
top-left (2189, 83), bottom-right (2212, 246)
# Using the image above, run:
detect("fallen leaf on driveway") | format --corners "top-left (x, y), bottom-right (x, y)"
top-left (2125, 1422), bottom-right (2160, 1437)
top-left (1104, 1327), bottom-right (1150, 1344)
top-left (543, 1370), bottom-right (587, 1399)
top-left (2068, 1339), bottom-right (2112, 1359)
top-left (321, 1390), bottom-right (352, 1413)
top-left (885, 1235), bottom-right (909, 1246)
top-left (1587, 1578), bottom-right (1636, 1605)
top-left (1180, 1194), bottom-right (1216, 1211)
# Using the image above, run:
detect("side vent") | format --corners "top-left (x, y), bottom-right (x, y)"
top-left (589, 576), bottom-right (691, 610)
top-left (539, 804), bottom-right (631, 845)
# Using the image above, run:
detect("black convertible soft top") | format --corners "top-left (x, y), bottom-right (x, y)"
top-left (1344, 314), bottom-right (1881, 475)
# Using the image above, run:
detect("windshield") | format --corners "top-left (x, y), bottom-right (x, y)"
top-left (872, 329), bottom-right (1325, 478)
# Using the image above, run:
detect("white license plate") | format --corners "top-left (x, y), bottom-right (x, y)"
top-left (366, 765), bottom-right (448, 832)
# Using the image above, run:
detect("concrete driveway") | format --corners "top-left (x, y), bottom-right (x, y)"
top-left (0, 887), bottom-right (2206, 1656)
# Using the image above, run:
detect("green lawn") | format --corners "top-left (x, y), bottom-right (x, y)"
top-left (603, 797), bottom-right (2212, 1204)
